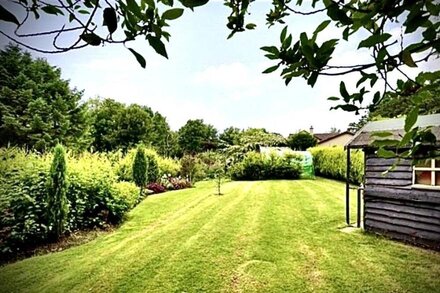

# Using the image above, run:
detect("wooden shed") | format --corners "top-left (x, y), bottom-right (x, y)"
top-left (345, 113), bottom-right (440, 249)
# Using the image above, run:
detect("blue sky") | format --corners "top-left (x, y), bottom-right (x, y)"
top-left (1, 1), bottom-right (436, 135)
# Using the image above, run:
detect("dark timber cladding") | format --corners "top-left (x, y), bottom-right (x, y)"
top-left (363, 151), bottom-right (440, 249)
top-left (345, 113), bottom-right (440, 250)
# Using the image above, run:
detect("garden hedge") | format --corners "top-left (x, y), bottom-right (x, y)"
top-left (309, 146), bottom-right (364, 185)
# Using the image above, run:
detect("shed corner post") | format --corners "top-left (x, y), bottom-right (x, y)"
top-left (345, 146), bottom-right (351, 226)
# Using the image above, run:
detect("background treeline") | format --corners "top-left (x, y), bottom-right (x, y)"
top-left (0, 44), bottom-right (320, 156)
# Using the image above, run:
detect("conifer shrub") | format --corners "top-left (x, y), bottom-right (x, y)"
top-left (133, 145), bottom-right (148, 192)
top-left (145, 151), bottom-right (159, 183)
top-left (46, 144), bottom-right (68, 241)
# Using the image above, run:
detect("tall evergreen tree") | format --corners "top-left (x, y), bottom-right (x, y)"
top-left (0, 44), bottom-right (90, 151)
top-left (150, 111), bottom-right (173, 156)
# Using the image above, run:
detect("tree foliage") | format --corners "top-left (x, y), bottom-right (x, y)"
top-left (348, 76), bottom-right (440, 132)
top-left (239, 128), bottom-right (287, 147)
top-left (219, 126), bottom-right (242, 146)
top-left (89, 98), bottom-right (175, 153)
top-left (0, 44), bottom-right (90, 151)
top-left (370, 74), bottom-right (440, 119)
top-left (46, 144), bottom-right (68, 241)
top-left (177, 119), bottom-right (218, 154)
top-left (88, 98), bottom-right (125, 152)
top-left (287, 131), bottom-right (317, 151)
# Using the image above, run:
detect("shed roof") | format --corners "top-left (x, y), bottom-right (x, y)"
top-left (346, 113), bottom-right (440, 148)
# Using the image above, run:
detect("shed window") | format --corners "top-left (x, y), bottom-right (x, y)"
top-left (413, 159), bottom-right (440, 187)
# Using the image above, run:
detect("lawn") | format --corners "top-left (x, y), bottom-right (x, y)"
top-left (1, 178), bottom-right (439, 292)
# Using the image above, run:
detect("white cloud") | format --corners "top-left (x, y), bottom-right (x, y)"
top-left (193, 62), bottom-right (265, 89)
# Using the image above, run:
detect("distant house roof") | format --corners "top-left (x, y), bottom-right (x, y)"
top-left (346, 113), bottom-right (440, 149)
top-left (314, 131), bottom-right (353, 143)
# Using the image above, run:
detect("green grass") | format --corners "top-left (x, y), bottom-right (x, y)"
top-left (1, 178), bottom-right (439, 292)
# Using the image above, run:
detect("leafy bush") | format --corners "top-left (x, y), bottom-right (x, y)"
top-left (115, 148), bottom-right (180, 181)
top-left (230, 151), bottom-right (302, 180)
top-left (112, 181), bottom-right (141, 209)
top-left (160, 175), bottom-right (192, 190)
top-left (66, 152), bottom-right (131, 230)
top-left (180, 154), bottom-right (202, 183)
top-left (196, 151), bottom-right (227, 179)
top-left (0, 160), bottom-right (50, 255)
top-left (309, 146), bottom-right (364, 185)
top-left (0, 148), bottom-right (139, 258)
top-left (146, 183), bottom-right (166, 194)
top-left (156, 156), bottom-right (180, 177)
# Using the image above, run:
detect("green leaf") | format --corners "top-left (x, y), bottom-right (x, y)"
top-left (339, 81), bottom-right (349, 101)
top-left (147, 35), bottom-right (168, 58)
top-left (283, 34), bottom-right (292, 48)
top-left (401, 50), bottom-right (417, 67)
top-left (404, 106), bottom-right (419, 132)
top-left (358, 33), bottom-right (392, 49)
top-left (103, 7), bottom-right (117, 34)
top-left (0, 4), bottom-right (20, 25)
top-left (41, 5), bottom-right (64, 15)
top-left (372, 91), bottom-right (381, 104)
top-left (80, 33), bottom-right (102, 46)
top-left (246, 23), bottom-right (256, 30)
top-left (126, 0), bottom-right (143, 18)
top-left (370, 75), bottom-right (378, 87)
top-left (342, 27), bottom-right (350, 41)
top-left (339, 104), bottom-right (358, 112)
top-left (143, 0), bottom-right (156, 8)
top-left (179, 0), bottom-right (209, 9)
top-left (377, 148), bottom-right (396, 159)
top-left (299, 32), bottom-right (309, 47)
top-left (326, 2), bottom-right (352, 25)
top-left (128, 48), bottom-right (146, 68)
top-left (372, 139), bottom-right (400, 147)
top-left (313, 20), bottom-right (331, 35)
top-left (398, 128), bottom-right (417, 147)
top-left (262, 65), bottom-right (279, 74)
top-left (280, 26), bottom-right (288, 42)
top-left (260, 46), bottom-right (279, 55)
top-left (422, 26), bottom-right (436, 41)
top-left (162, 8), bottom-right (184, 20)
top-left (327, 96), bottom-right (339, 101)
top-left (307, 71), bottom-right (318, 87)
